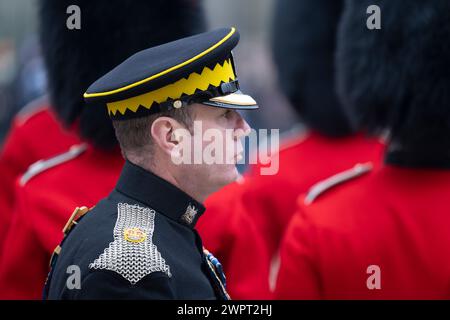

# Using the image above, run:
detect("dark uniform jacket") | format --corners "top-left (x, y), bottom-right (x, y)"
top-left (46, 161), bottom-right (228, 299)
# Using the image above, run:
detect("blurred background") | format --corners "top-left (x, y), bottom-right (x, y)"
top-left (0, 0), bottom-right (298, 147)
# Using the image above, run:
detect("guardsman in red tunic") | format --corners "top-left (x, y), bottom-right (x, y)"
top-left (0, 97), bottom-right (79, 244)
top-left (0, 0), bottom-right (205, 299)
top-left (275, 0), bottom-right (450, 299)
top-left (197, 0), bottom-right (384, 298)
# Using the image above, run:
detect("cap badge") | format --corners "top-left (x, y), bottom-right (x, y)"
top-left (173, 100), bottom-right (183, 109)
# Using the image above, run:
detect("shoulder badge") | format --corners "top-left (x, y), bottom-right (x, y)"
top-left (89, 203), bottom-right (171, 284)
top-left (123, 227), bottom-right (147, 243)
top-left (304, 162), bottom-right (373, 205)
top-left (20, 143), bottom-right (87, 186)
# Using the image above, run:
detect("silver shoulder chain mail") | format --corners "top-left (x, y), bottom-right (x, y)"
top-left (89, 203), bottom-right (172, 284)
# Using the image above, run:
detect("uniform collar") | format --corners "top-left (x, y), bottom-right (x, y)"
top-left (115, 160), bottom-right (205, 228)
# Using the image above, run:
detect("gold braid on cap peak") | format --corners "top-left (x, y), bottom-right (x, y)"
top-left (107, 59), bottom-right (236, 116)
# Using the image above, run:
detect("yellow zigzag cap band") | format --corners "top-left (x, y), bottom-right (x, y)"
top-left (107, 59), bottom-right (236, 116)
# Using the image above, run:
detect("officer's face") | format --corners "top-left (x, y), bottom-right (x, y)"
top-left (182, 103), bottom-right (250, 192)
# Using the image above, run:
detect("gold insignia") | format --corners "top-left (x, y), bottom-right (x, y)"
top-left (123, 227), bottom-right (147, 243)
top-left (62, 206), bottom-right (91, 235)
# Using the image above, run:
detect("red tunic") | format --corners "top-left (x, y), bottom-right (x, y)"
top-left (0, 99), bottom-right (79, 245)
top-left (198, 130), bottom-right (384, 298)
top-left (275, 164), bottom-right (450, 299)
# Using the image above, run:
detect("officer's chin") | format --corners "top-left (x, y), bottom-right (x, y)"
top-left (212, 164), bottom-right (239, 190)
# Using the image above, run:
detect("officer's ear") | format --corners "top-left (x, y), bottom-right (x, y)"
top-left (150, 116), bottom-right (188, 156)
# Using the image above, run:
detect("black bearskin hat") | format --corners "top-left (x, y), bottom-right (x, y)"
top-left (39, 0), bottom-right (206, 149)
top-left (271, 0), bottom-right (353, 137)
top-left (337, 0), bottom-right (450, 167)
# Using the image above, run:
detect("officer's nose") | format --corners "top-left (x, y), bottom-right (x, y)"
top-left (233, 112), bottom-right (251, 139)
